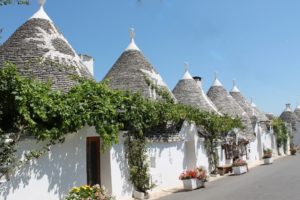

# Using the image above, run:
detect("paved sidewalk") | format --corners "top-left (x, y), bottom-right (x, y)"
top-left (155, 155), bottom-right (298, 200)
top-left (148, 155), bottom-right (288, 200)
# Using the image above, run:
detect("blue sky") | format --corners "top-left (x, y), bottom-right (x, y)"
top-left (1, 0), bottom-right (300, 115)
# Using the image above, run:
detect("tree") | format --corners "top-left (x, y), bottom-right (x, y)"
top-left (272, 118), bottom-right (289, 154)
top-left (0, 0), bottom-right (29, 6)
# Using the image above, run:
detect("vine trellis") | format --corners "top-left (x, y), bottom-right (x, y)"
top-left (0, 63), bottom-right (244, 193)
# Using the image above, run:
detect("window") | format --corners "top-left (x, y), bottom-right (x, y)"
top-left (86, 137), bottom-right (100, 186)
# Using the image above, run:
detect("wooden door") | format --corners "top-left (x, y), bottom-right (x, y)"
top-left (86, 137), bottom-right (101, 185)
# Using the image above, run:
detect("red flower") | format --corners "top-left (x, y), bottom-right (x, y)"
top-left (179, 167), bottom-right (207, 180)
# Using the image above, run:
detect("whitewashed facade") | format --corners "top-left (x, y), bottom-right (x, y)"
top-left (0, 2), bottom-right (281, 200)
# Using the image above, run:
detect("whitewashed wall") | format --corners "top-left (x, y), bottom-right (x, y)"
top-left (250, 123), bottom-right (278, 161)
top-left (261, 132), bottom-right (273, 150)
top-left (292, 123), bottom-right (300, 147)
top-left (112, 122), bottom-right (211, 199)
top-left (0, 122), bottom-right (278, 200)
top-left (148, 141), bottom-right (186, 191)
top-left (110, 138), bottom-right (188, 200)
top-left (248, 136), bottom-right (259, 163)
top-left (108, 133), bottom-right (133, 200)
top-left (0, 126), bottom-right (111, 200)
top-left (195, 139), bottom-right (209, 171)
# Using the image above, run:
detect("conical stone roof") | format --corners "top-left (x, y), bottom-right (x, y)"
top-left (229, 81), bottom-right (269, 123)
top-left (104, 29), bottom-right (174, 100)
top-left (294, 105), bottom-right (300, 120)
top-left (280, 104), bottom-right (297, 131)
top-left (265, 113), bottom-right (276, 121)
top-left (172, 69), bottom-right (219, 113)
top-left (0, 2), bottom-right (92, 91)
top-left (207, 76), bottom-right (255, 140)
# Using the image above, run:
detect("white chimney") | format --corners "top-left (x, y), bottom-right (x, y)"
top-left (79, 54), bottom-right (94, 76)
top-left (193, 76), bottom-right (203, 88)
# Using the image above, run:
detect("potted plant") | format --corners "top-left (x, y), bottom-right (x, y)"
top-left (179, 166), bottom-right (207, 190)
top-left (65, 184), bottom-right (114, 200)
top-left (290, 148), bottom-right (297, 155)
top-left (263, 148), bottom-right (273, 164)
top-left (232, 159), bottom-right (248, 175)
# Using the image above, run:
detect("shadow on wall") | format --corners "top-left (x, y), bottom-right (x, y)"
top-left (196, 140), bottom-right (209, 169)
top-left (111, 136), bottom-right (133, 197)
top-left (147, 141), bottom-right (186, 190)
top-left (0, 132), bottom-right (88, 200)
top-left (111, 137), bottom-right (187, 197)
top-left (149, 142), bottom-right (187, 170)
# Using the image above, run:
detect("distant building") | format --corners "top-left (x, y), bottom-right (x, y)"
top-left (230, 80), bottom-right (275, 160)
top-left (280, 104), bottom-right (300, 147)
top-left (207, 75), bottom-right (255, 141)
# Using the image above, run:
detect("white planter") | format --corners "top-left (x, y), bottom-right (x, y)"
top-left (182, 179), bottom-right (204, 190)
top-left (264, 157), bottom-right (273, 164)
top-left (232, 166), bottom-right (247, 175)
top-left (133, 190), bottom-right (145, 200)
top-left (0, 174), bottom-right (7, 184)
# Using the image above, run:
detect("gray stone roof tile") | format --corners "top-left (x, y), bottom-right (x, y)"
top-left (230, 90), bottom-right (269, 131)
top-left (104, 49), bottom-right (174, 100)
top-left (207, 82), bottom-right (255, 140)
top-left (0, 15), bottom-right (92, 92)
top-left (280, 104), bottom-right (298, 130)
top-left (172, 74), bottom-right (218, 113)
top-left (294, 106), bottom-right (300, 121)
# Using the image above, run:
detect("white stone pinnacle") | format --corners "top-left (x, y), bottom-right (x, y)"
top-left (30, 0), bottom-right (52, 22)
top-left (182, 62), bottom-right (193, 80)
top-left (125, 28), bottom-right (140, 51)
top-left (231, 79), bottom-right (240, 92)
top-left (182, 70), bottom-right (193, 80)
top-left (212, 72), bottom-right (223, 87)
top-left (250, 98), bottom-right (257, 107)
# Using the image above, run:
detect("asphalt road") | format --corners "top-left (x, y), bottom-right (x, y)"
top-left (159, 155), bottom-right (300, 200)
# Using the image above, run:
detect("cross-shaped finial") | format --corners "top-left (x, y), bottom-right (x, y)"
top-left (184, 62), bottom-right (189, 72)
top-left (129, 28), bottom-right (135, 40)
top-left (214, 71), bottom-right (218, 80)
top-left (39, 0), bottom-right (46, 6)
top-left (233, 79), bottom-right (236, 86)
